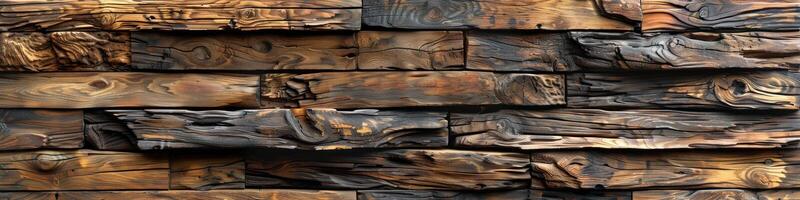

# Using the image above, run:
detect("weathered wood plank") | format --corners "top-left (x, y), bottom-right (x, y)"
top-left (132, 32), bottom-right (357, 70)
top-left (56, 190), bottom-right (356, 200)
top-left (170, 151), bottom-right (245, 190)
top-left (0, 32), bottom-right (130, 71)
top-left (358, 190), bottom-right (530, 200)
top-left (0, 150), bottom-right (169, 191)
top-left (642, 0), bottom-right (800, 32)
top-left (634, 189), bottom-right (758, 200)
top-left (262, 72), bottom-right (565, 108)
top-left (757, 190), bottom-right (800, 200)
top-left (0, 192), bottom-right (55, 200)
top-left (0, 72), bottom-right (259, 108)
top-left (567, 71), bottom-right (800, 110)
top-left (467, 31), bottom-right (572, 72)
top-left (246, 149), bottom-right (531, 190)
top-left (530, 190), bottom-right (632, 200)
top-left (531, 149), bottom-right (800, 189)
top-left (357, 31), bottom-right (464, 70)
top-left (363, 0), bottom-right (638, 30)
top-left (451, 109), bottom-right (800, 149)
top-left (83, 110), bottom-right (138, 151)
top-left (0, 110), bottom-right (83, 150)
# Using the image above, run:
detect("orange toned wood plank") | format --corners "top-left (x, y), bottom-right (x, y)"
top-left (0, 110), bottom-right (83, 150)
top-left (0, 32), bottom-right (129, 71)
top-left (170, 151), bottom-right (245, 190)
top-left (643, 0), bottom-right (800, 32)
top-left (357, 31), bottom-right (464, 70)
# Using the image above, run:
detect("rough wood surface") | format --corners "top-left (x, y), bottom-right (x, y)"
top-left (530, 190), bottom-right (632, 200)
top-left (467, 32), bottom-right (572, 72)
top-left (0, 32), bottom-right (130, 71)
top-left (357, 31), bottom-right (464, 70)
top-left (531, 149), bottom-right (800, 189)
top-left (0, 150), bottom-right (168, 191)
top-left (642, 0), bottom-right (800, 32)
top-left (363, 0), bottom-right (638, 30)
top-left (106, 109), bottom-right (447, 150)
top-left (0, 73), bottom-right (259, 108)
top-left (83, 110), bottom-right (138, 151)
top-left (567, 71), bottom-right (800, 110)
top-left (56, 190), bottom-right (357, 200)
top-left (757, 190), bottom-right (800, 200)
top-left (262, 72), bottom-right (565, 108)
top-left (0, 110), bottom-right (83, 150)
top-left (170, 151), bottom-right (245, 190)
top-left (634, 189), bottom-right (758, 200)
top-left (246, 149), bottom-right (531, 190)
top-left (358, 190), bottom-right (530, 200)
top-left (0, 193), bottom-right (55, 200)
top-left (132, 32), bottom-right (357, 70)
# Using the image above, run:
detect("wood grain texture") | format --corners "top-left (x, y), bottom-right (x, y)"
top-left (530, 190), bottom-right (632, 200)
top-left (106, 109), bottom-right (447, 150)
top-left (0, 150), bottom-right (168, 191)
top-left (567, 71), bottom-right (800, 110)
top-left (531, 149), bottom-right (800, 189)
top-left (467, 31), bottom-right (572, 72)
top-left (634, 189), bottom-right (758, 200)
top-left (0, 32), bottom-right (130, 71)
top-left (246, 149), bottom-right (531, 190)
top-left (757, 190), bottom-right (800, 200)
top-left (170, 151), bottom-right (245, 190)
top-left (642, 0), bottom-right (800, 32)
top-left (0, 193), bottom-right (55, 200)
top-left (363, 0), bottom-right (638, 30)
top-left (357, 31), bottom-right (464, 70)
top-left (262, 72), bottom-right (565, 108)
top-left (56, 190), bottom-right (357, 200)
top-left (358, 190), bottom-right (530, 200)
top-left (0, 72), bottom-right (259, 108)
top-left (0, 110), bottom-right (83, 150)
top-left (132, 32), bottom-right (357, 70)
top-left (451, 109), bottom-right (800, 149)
top-left (83, 110), bottom-right (138, 151)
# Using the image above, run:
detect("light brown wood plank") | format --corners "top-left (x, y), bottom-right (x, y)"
top-left (643, 0), bottom-right (800, 32)
top-left (56, 190), bottom-right (356, 200)
top-left (357, 31), bottom-right (464, 70)
top-left (170, 151), bottom-right (245, 190)
top-left (0, 110), bottom-right (83, 150)
top-left (0, 32), bottom-right (129, 71)
top-left (358, 190), bottom-right (531, 200)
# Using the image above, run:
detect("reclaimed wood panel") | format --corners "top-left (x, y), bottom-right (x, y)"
top-left (83, 110), bottom-right (138, 151)
top-left (56, 190), bottom-right (357, 200)
top-left (262, 72), bottom-right (565, 108)
top-left (642, 0), bottom-right (800, 32)
top-left (0, 110), bottom-right (83, 150)
top-left (246, 149), bottom-right (531, 190)
top-left (132, 32), bottom-right (357, 70)
top-left (0, 73), bottom-right (259, 108)
top-left (467, 31), bottom-right (571, 72)
top-left (0, 150), bottom-right (168, 191)
top-left (530, 190), bottom-right (632, 200)
top-left (363, 0), bottom-right (638, 30)
top-left (358, 190), bottom-right (530, 200)
top-left (357, 31), bottom-right (464, 70)
top-left (0, 32), bottom-right (130, 71)
top-left (170, 151), bottom-right (245, 190)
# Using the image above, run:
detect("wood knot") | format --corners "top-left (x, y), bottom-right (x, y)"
top-left (730, 79), bottom-right (747, 96)
top-left (738, 166), bottom-right (781, 188)
top-left (33, 154), bottom-right (63, 171)
top-left (89, 79), bottom-right (109, 89)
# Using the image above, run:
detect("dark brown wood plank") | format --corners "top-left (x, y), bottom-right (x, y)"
top-left (170, 151), bottom-right (245, 190)
top-left (0, 32), bottom-right (130, 71)
top-left (357, 31), bottom-right (464, 70)
top-left (757, 190), bottom-right (800, 200)
top-left (358, 190), bottom-right (530, 200)
top-left (262, 72), bottom-right (565, 108)
top-left (56, 190), bottom-right (356, 200)
top-left (0, 110), bottom-right (83, 150)
top-left (83, 110), bottom-right (138, 151)
top-left (530, 190), bottom-right (632, 200)
top-left (642, 0), bottom-right (800, 32)
top-left (246, 149), bottom-right (531, 190)
top-left (0, 192), bottom-right (55, 200)
top-left (467, 31), bottom-right (572, 72)
top-left (132, 32), bottom-right (357, 70)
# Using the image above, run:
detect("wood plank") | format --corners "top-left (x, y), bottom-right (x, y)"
top-left (56, 190), bottom-right (356, 200)
top-left (357, 31), bottom-right (464, 70)
top-left (451, 109), bottom-right (800, 149)
top-left (531, 149), bottom-right (800, 189)
top-left (0, 193), bottom-right (55, 200)
top-left (634, 189), bottom-right (759, 200)
top-left (106, 109), bottom-right (447, 150)
top-left (0, 150), bottom-right (169, 191)
top-left (132, 32), bottom-right (357, 70)
top-left (358, 190), bottom-right (530, 200)
top-left (83, 110), bottom-right (138, 151)
top-left (0, 110), bottom-right (83, 150)
top-left (0, 32), bottom-right (130, 71)
top-left (170, 151), bottom-right (245, 190)
top-left (262, 72), bottom-right (565, 108)
top-left (466, 31), bottom-right (572, 72)
top-left (246, 149), bottom-right (531, 190)
top-left (567, 71), bottom-right (800, 110)
top-left (530, 190), bottom-right (631, 200)
top-left (642, 0), bottom-right (800, 32)
top-left (758, 190), bottom-right (800, 200)
top-left (0, 72), bottom-right (259, 108)
top-left (363, 0), bottom-right (638, 30)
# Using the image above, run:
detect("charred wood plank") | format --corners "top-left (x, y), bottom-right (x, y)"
top-left (358, 190), bottom-right (530, 200)
top-left (55, 190), bottom-right (356, 200)
top-left (170, 151), bottom-right (245, 190)
top-left (83, 110), bottom-right (138, 151)
top-left (530, 190), bottom-right (632, 200)
top-left (0, 110), bottom-right (83, 150)
top-left (642, 0), bottom-right (800, 32)
top-left (0, 32), bottom-right (130, 71)
top-left (357, 31), bottom-right (464, 70)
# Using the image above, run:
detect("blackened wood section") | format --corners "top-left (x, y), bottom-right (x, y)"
top-left (633, 189), bottom-right (759, 200)
top-left (0, 193), bottom-right (55, 200)
top-left (262, 72), bottom-right (565, 108)
top-left (357, 31), bottom-right (464, 70)
top-left (567, 71), bottom-right (800, 110)
top-left (170, 151), bottom-right (245, 190)
top-left (0, 110), bottom-right (83, 150)
top-left (83, 110), bottom-right (137, 151)
top-left (358, 190), bottom-right (530, 200)
top-left (0, 150), bottom-right (169, 191)
top-left (530, 190), bottom-right (632, 200)
top-left (106, 109), bottom-right (447, 150)
top-left (56, 190), bottom-right (357, 200)
top-left (467, 32), bottom-right (572, 72)
top-left (531, 149), bottom-right (800, 189)
top-left (0, 32), bottom-right (130, 71)
top-left (362, 0), bottom-right (637, 30)
top-left (246, 149), bottom-right (531, 190)
top-left (451, 109), bottom-right (800, 149)
top-left (132, 32), bottom-right (357, 70)
top-left (0, 73), bottom-right (259, 108)
top-left (642, 0), bottom-right (800, 32)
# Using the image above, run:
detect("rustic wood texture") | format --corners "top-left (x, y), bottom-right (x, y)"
top-left (0, 150), bottom-right (169, 191)
top-left (530, 190), bottom-right (632, 200)
top-left (642, 0), bottom-right (800, 32)
top-left (358, 190), bottom-right (531, 200)
top-left (451, 109), bottom-right (800, 149)
top-left (0, 193), bottom-right (55, 200)
top-left (0, 73), bottom-right (259, 108)
top-left (0, 110), bottom-right (83, 150)
top-left (262, 72), bottom-right (565, 108)
top-left (467, 31), bottom-right (572, 72)
top-left (246, 149), bottom-right (531, 190)
top-left (170, 151), bottom-right (245, 190)
top-left (0, 32), bottom-right (130, 71)
top-left (56, 190), bottom-right (357, 200)
top-left (757, 190), bottom-right (800, 200)
top-left (634, 189), bottom-right (764, 200)
top-left (106, 109), bottom-right (447, 150)
top-left (83, 110), bottom-right (138, 151)
top-left (363, 0), bottom-right (638, 30)
top-left (531, 149), bottom-right (800, 189)
top-left (132, 32), bottom-right (357, 70)
top-left (567, 71), bottom-right (800, 110)
top-left (357, 31), bottom-right (464, 70)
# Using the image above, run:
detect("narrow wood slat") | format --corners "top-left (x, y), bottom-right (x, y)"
top-left (357, 31), bottom-right (464, 70)
top-left (54, 190), bottom-right (356, 200)
top-left (530, 190), bottom-right (632, 200)
top-left (642, 0), bottom-right (800, 32)
top-left (0, 32), bottom-right (129, 71)
top-left (358, 190), bottom-right (531, 200)
top-left (170, 151), bottom-right (245, 190)
top-left (632, 189), bottom-right (800, 200)
top-left (0, 110), bottom-right (83, 150)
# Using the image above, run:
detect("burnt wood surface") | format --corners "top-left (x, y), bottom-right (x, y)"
top-left (357, 31), bottom-right (464, 70)
top-left (170, 151), bottom-right (245, 190)
top-left (0, 110), bottom-right (83, 150)
top-left (83, 110), bottom-right (138, 151)
top-left (0, 32), bottom-right (130, 71)
top-left (642, 0), bottom-right (800, 32)
top-left (530, 190), bottom-right (632, 200)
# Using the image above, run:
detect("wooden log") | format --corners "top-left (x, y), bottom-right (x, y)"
top-left (0, 193), bottom-right (55, 200)
top-left (357, 31), bottom-right (464, 70)
top-left (642, 0), bottom-right (800, 32)
top-left (531, 149), bottom-right (800, 189)
top-left (0, 110), bottom-right (83, 150)
top-left (83, 110), bottom-right (138, 151)
top-left (132, 32), bottom-right (357, 70)
top-left (358, 190), bottom-right (530, 200)
top-left (451, 109), bottom-right (800, 149)
top-left (246, 149), bottom-right (531, 190)
top-left (106, 109), bottom-right (447, 150)
top-left (0, 32), bottom-right (130, 71)
top-left (56, 190), bottom-right (356, 200)
top-left (530, 190), bottom-right (632, 200)
top-left (363, 0), bottom-right (638, 30)
top-left (262, 72), bottom-right (565, 108)
top-left (170, 151), bottom-right (245, 190)
top-left (0, 72), bottom-right (259, 108)
top-left (567, 71), bottom-right (800, 110)
top-left (0, 150), bottom-right (169, 191)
